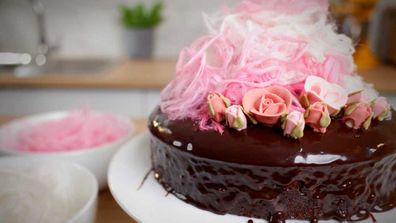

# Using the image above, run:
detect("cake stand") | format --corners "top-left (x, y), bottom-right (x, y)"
top-left (108, 132), bottom-right (396, 223)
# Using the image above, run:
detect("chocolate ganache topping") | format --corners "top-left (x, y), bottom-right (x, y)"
top-left (149, 108), bottom-right (396, 222)
top-left (151, 108), bottom-right (396, 166)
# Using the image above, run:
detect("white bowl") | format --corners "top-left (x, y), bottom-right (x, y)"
top-left (0, 156), bottom-right (98, 223)
top-left (0, 111), bottom-right (134, 189)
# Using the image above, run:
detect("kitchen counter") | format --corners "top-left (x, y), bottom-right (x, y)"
top-left (0, 59), bottom-right (395, 92)
top-left (0, 59), bottom-right (175, 89)
top-left (359, 66), bottom-right (396, 92)
top-left (0, 116), bottom-right (144, 223)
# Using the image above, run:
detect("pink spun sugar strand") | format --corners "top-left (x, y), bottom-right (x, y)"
top-left (160, 0), bottom-right (355, 131)
top-left (16, 110), bottom-right (130, 153)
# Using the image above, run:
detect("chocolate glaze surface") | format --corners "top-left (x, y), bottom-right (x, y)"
top-left (149, 107), bottom-right (396, 222)
top-left (150, 108), bottom-right (396, 166)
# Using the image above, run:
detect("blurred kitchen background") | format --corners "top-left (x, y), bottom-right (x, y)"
top-left (0, 0), bottom-right (395, 118)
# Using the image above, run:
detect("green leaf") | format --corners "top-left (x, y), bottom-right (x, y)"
top-left (363, 115), bottom-right (372, 130)
top-left (232, 117), bottom-right (245, 129)
top-left (220, 95), bottom-right (231, 107)
top-left (149, 1), bottom-right (163, 27)
top-left (344, 103), bottom-right (358, 116)
top-left (304, 110), bottom-right (310, 119)
top-left (118, 1), bottom-right (164, 28)
top-left (320, 112), bottom-right (331, 128)
top-left (378, 109), bottom-right (390, 121)
top-left (241, 107), bottom-right (258, 125)
top-left (301, 94), bottom-right (310, 108)
top-left (291, 124), bottom-right (304, 139)
top-left (208, 100), bottom-right (216, 117)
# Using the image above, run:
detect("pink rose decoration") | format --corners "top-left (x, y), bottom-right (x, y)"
top-left (342, 103), bottom-right (373, 130)
top-left (347, 90), bottom-right (364, 104)
top-left (372, 97), bottom-right (392, 121)
top-left (304, 102), bottom-right (331, 133)
top-left (242, 86), bottom-right (292, 126)
top-left (225, 105), bottom-right (247, 131)
top-left (282, 111), bottom-right (305, 139)
top-left (207, 92), bottom-right (230, 122)
top-left (301, 76), bottom-right (348, 115)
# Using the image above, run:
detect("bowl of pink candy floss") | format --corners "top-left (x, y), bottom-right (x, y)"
top-left (0, 109), bottom-right (134, 189)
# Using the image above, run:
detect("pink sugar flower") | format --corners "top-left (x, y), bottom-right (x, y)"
top-left (242, 86), bottom-right (292, 126)
top-left (282, 111), bottom-right (305, 139)
top-left (225, 105), bottom-right (247, 131)
top-left (343, 102), bottom-right (373, 130)
top-left (347, 90), bottom-right (364, 105)
top-left (207, 92), bottom-right (230, 122)
top-left (372, 97), bottom-right (392, 121)
top-left (304, 102), bottom-right (331, 133)
top-left (301, 76), bottom-right (348, 115)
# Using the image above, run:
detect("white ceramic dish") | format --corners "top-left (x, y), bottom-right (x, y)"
top-left (0, 156), bottom-right (98, 223)
top-left (108, 132), bottom-right (396, 223)
top-left (0, 111), bottom-right (134, 189)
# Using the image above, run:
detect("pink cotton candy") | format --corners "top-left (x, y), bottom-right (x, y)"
top-left (14, 110), bottom-right (131, 153)
top-left (161, 0), bottom-right (356, 130)
top-left (234, 0), bottom-right (329, 14)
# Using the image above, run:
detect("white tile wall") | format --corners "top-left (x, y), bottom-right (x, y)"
top-left (0, 0), bottom-right (240, 58)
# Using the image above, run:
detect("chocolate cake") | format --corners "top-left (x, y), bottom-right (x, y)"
top-left (150, 108), bottom-right (396, 222)
top-left (148, 0), bottom-right (396, 222)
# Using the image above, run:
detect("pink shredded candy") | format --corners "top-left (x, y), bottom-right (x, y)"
top-left (15, 110), bottom-right (131, 153)
top-left (160, 0), bottom-right (356, 131)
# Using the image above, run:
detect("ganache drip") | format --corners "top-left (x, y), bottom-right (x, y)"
top-left (269, 212), bottom-right (286, 223)
top-left (149, 109), bottom-right (396, 222)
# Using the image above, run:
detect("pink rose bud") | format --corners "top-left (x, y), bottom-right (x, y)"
top-left (207, 92), bottom-right (230, 122)
top-left (347, 90), bottom-right (364, 104)
top-left (225, 105), bottom-right (247, 131)
top-left (282, 111), bottom-right (305, 139)
top-left (304, 102), bottom-right (331, 133)
top-left (372, 97), bottom-right (392, 121)
top-left (242, 86), bottom-right (292, 126)
top-left (301, 76), bottom-right (348, 115)
top-left (342, 103), bottom-right (373, 130)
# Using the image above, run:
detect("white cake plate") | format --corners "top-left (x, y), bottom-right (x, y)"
top-left (108, 132), bottom-right (396, 223)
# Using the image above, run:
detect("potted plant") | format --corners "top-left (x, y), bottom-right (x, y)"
top-left (119, 1), bottom-right (163, 58)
